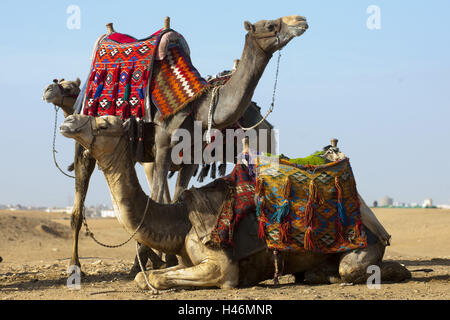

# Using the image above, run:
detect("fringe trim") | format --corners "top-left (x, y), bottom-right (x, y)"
top-left (335, 176), bottom-right (348, 227)
top-left (304, 227), bottom-right (315, 251)
top-left (304, 179), bottom-right (319, 228)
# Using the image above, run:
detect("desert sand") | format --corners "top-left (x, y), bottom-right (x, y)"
top-left (0, 208), bottom-right (449, 300)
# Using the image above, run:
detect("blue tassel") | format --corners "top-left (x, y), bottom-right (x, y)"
top-left (337, 202), bottom-right (348, 227)
top-left (272, 200), bottom-right (290, 223)
top-left (138, 85), bottom-right (144, 99)
top-left (93, 84), bottom-right (104, 99)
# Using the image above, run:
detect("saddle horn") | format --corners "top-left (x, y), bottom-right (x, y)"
top-left (106, 23), bottom-right (115, 34)
top-left (331, 138), bottom-right (338, 147)
top-left (164, 16), bottom-right (170, 30)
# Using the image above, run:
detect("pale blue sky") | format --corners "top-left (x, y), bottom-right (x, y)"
top-left (0, 0), bottom-right (449, 207)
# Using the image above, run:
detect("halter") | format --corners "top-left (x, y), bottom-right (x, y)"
top-left (86, 116), bottom-right (126, 157)
top-left (53, 79), bottom-right (79, 107)
top-left (247, 18), bottom-right (282, 56)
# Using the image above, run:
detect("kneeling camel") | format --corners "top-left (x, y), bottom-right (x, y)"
top-left (60, 115), bottom-right (411, 290)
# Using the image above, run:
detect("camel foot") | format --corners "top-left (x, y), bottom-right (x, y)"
top-left (135, 271), bottom-right (168, 291)
top-left (381, 260), bottom-right (411, 283)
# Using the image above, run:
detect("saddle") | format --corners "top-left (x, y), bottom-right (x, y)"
top-left (80, 28), bottom-right (209, 121)
top-left (255, 156), bottom-right (367, 253)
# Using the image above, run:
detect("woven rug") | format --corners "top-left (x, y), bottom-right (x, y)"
top-left (207, 164), bottom-right (256, 248)
top-left (81, 30), bottom-right (208, 120)
top-left (150, 44), bottom-right (209, 119)
top-left (255, 156), bottom-right (367, 253)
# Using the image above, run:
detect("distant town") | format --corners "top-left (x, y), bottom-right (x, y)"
top-left (1, 196), bottom-right (449, 217)
top-left (0, 203), bottom-right (115, 218)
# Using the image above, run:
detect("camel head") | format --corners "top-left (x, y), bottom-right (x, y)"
top-left (42, 78), bottom-right (81, 105)
top-left (244, 15), bottom-right (308, 55)
top-left (59, 114), bottom-right (127, 163)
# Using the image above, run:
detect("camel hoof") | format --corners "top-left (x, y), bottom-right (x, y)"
top-left (134, 272), bottom-right (149, 290)
top-left (381, 260), bottom-right (411, 283)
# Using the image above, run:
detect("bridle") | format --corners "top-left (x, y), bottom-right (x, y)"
top-left (52, 79), bottom-right (79, 107)
top-left (247, 18), bottom-right (282, 56)
top-left (85, 116), bottom-right (126, 159)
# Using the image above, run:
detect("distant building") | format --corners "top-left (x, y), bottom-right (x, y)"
top-left (373, 201), bottom-right (378, 207)
top-left (422, 198), bottom-right (433, 208)
top-left (379, 196), bottom-right (393, 207)
top-left (100, 209), bottom-right (115, 218)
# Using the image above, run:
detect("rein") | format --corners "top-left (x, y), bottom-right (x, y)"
top-left (52, 105), bottom-right (76, 179)
top-left (80, 118), bottom-right (152, 249)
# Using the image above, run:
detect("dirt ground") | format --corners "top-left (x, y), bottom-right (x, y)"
top-left (0, 208), bottom-right (449, 300)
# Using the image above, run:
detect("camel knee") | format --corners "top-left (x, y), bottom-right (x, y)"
top-left (339, 243), bottom-right (385, 284)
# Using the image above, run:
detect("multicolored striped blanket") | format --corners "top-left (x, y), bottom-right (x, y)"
top-left (255, 156), bottom-right (367, 253)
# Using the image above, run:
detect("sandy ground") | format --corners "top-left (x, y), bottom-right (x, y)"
top-left (0, 208), bottom-right (449, 300)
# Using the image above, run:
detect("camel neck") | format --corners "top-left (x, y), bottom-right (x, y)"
top-left (99, 142), bottom-right (190, 254)
top-left (54, 96), bottom-right (76, 117)
top-left (202, 35), bottom-right (272, 128)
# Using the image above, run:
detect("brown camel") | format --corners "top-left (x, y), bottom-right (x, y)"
top-left (43, 77), bottom-right (275, 273)
top-left (60, 114), bottom-right (411, 290)
top-left (149, 15), bottom-right (310, 205)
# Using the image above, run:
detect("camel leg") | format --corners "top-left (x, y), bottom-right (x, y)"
top-left (69, 143), bottom-right (96, 269)
top-left (151, 129), bottom-right (172, 203)
top-left (338, 240), bottom-right (385, 284)
top-left (142, 162), bottom-right (171, 203)
top-left (135, 261), bottom-right (238, 290)
top-left (129, 243), bottom-right (165, 276)
top-left (172, 164), bottom-right (198, 202)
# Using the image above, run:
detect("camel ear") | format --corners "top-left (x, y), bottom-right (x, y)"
top-left (59, 78), bottom-right (65, 83)
top-left (244, 21), bottom-right (255, 32)
top-left (53, 79), bottom-right (58, 84)
top-left (75, 77), bottom-right (81, 87)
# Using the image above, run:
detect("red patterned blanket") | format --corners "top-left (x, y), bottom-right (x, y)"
top-left (81, 29), bottom-right (208, 120)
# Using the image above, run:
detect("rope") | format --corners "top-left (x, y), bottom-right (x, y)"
top-left (52, 105), bottom-right (75, 178)
top-left (135, 241), bottom-right (159, 294)
top-left (238, 38), bottom-right (282, 131)
top-left (82, 195), bottom-right (151, 249)
top-left (206, 86), bottom-right (221, 144)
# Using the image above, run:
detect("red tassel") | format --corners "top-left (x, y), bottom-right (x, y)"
top-left (258, 213), bottom-right (268, 239)
top-left (280, 221), bottom-right (290, 243)
top-left (88, 99), bottom-right (99, 117)
top-left (121, 101), bottom-right (130, 120)
top-left (283, 177), bottom-right (291, 199)
top-left (355, 219), bottom-right (363, 237)
top-left (335, 217), bottom-right (345, 244)
top-left (304, 227), bottom-right (315, 251)
top-left (89, 68), bottom-right (97, 82)
top-left (97, 67), bottom-right (107, 83)
top-left (304, 180), bottom-right (317, 228)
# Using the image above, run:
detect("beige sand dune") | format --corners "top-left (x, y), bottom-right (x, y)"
top-left (0, 208), bottom-right (449, 300)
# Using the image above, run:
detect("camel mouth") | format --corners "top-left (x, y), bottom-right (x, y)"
top-left (59, 124), bottom-right (79, 137)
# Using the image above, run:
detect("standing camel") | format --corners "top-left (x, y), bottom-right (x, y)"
top-left (149, 15), bottom-right (309, 204)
